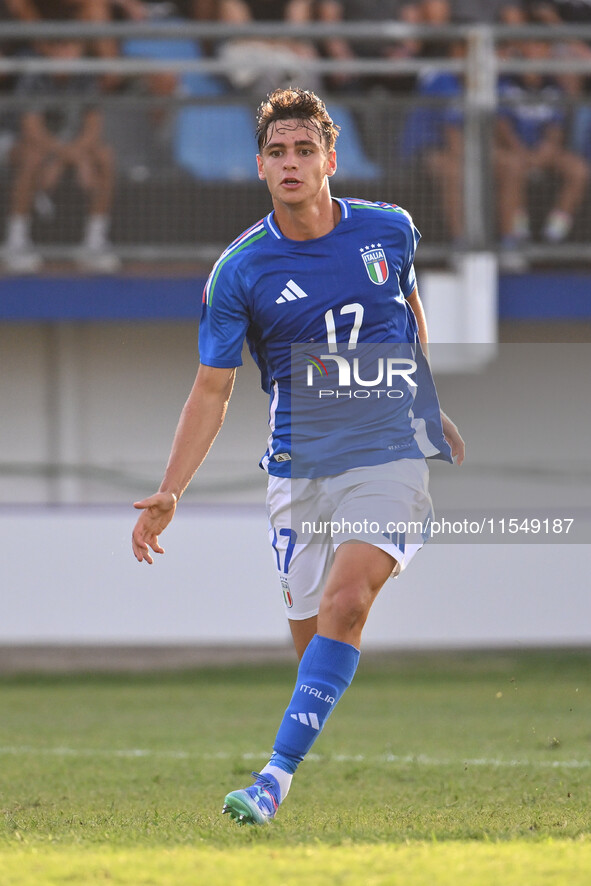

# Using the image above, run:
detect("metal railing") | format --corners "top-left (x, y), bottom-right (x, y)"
top-left (1, 21), bottom-right (590, 266)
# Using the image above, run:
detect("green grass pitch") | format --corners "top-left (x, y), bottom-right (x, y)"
top-left (1, 649), bottom-right (590, 884)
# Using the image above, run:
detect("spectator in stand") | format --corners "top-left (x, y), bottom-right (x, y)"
top-left (528, 0), bottom-right (591, 28)
top-left (316, 0), bottom-right (430, 94)
top-left (1, 38), bottom-right (120, 273)
top-left (401, 42), bottom-right (531, 255)
top-left (110, 1), bottom-right (199, 19)
top-left (316, 1), bottom-right (523, 94)
top-left (0, 0), bottom-right (41, 19)
top-left (103, 0), bottom-right (225, 181)
top-left (529, 0), bottom-right (591, 18)
top-left (528, 1), bottom-right (591, 162)
top-left (1, 1), bottom-right (115, 72)
top-left (530, 0), bottom-right (591, 96)
top-left (16, 0), bottom-right (196, 22)
top-left (423, 0), bottom-right (530, 66)
top-left (0, 0), bottom-right (91, 19)
top-left (446, 0), bottom-right (528, 61)
top-left (113, 0), bottom-right (225, 98)
top-left (215, 0), bottom-right (322, 96)
top-left (7, 1), bottom-right (119, 69)
top-left (496, 39), bottom-right (590, 242)
top-left (446, 0), bottom-right (526, 24)
top-left (10, 2), bottom-right (202, 85)
top-left (111, 1), bottom-right (191, 100)
top-left (3, 0), bottom-right (109, 16)
top-left (0, 0), bottom-right (19, 172)
top-left (0, 3), bottom-right (32, 165)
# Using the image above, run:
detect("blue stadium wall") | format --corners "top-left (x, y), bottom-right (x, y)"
top-left (0, 272), bottom-right (590, 321)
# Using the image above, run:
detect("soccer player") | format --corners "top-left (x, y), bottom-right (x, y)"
top-left (131, 87), bottom-right (465, 826)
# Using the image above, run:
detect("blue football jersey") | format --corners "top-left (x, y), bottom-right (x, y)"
top-left (199, 197), bottom-right (452, 477)
top-left (498, 77), bottom-right (566, 148)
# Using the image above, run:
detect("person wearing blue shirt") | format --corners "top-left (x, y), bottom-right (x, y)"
top-left (132, 87), bottom-right (464, 825)
top-left (401, 44), bottom-right (545, 257)
top-left (496, 40), bottom-right (590, 243)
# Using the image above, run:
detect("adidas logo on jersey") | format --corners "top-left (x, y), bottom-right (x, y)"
top-left (290, 712), bottom-right (320, 730)
top-left (276, 279), bottom-right (309, 304)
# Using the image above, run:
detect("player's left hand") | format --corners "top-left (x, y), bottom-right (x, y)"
top-left (440, 410), bottom-right (465, 465)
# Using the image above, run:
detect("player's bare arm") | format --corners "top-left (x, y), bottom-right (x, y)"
top-left (440, 411), bottom-right (465, 465)
top-left (405, 285), bottom-right (428, 354)
top-left (132, 364), bottom-right (236, 563)
top-left (406, 286), bottom-right (465, 464)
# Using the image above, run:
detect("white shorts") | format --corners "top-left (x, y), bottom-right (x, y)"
top-left (266, 459), bottom-right (433, 620)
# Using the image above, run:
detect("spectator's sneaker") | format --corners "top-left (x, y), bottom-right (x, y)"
top-left (34, 191), bottom-right (56, 220)
top-left (543, 210), bottom-right (572, 243)
top-left (498, 236), bottom-right (528, 273)
top-left (510, 209), bottom-right (531, 243)
top-left (1, 247), bottom-right (43, 274)
top-left (75, 246), bottom-right (121, 274)
top-left (222, 771), bottom-right (281, 826)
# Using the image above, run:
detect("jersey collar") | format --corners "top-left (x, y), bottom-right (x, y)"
top-left (264, 198), bottom-right (350, 240)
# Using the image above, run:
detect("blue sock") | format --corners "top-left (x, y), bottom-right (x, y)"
top-left (268, 750), bottom-right (299, 775)
top-left (271, 634), bottom-right (360, 769)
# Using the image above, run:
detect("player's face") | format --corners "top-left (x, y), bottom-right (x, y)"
top-left (256, 119), bottom-right (337, 207)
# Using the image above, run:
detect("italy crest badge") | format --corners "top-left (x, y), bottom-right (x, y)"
top-left (360, 245), bottom-right (389, 285)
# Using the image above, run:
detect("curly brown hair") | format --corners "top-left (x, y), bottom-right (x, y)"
top-left (256, 87), bottom-right (340, 153)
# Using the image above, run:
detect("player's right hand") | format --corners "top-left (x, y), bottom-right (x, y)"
top-left (131, 491), bottom-right (177, 564)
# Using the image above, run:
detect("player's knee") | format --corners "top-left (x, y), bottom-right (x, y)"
top-left (321, 582), bottom-right (374, 631)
